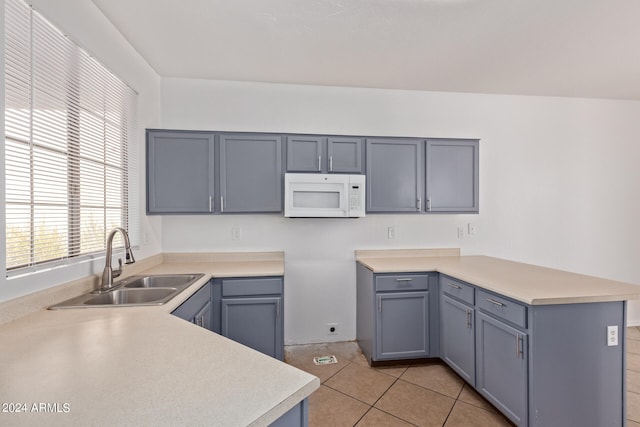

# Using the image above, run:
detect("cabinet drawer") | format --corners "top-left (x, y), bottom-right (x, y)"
top-left (477, 290), bottom-right (527, 328)
top-left (375, 274), bottom-right (429, 292)
top-left (222, 277), bottom-right (283, 296)
top-left (441, 276), bottom-right (474, 305)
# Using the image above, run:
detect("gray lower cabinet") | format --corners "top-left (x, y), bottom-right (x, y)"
top-left (147, 130), bottom-right (215, 214)
top-left (425, 139), bottom-right (479, 213)
top-left (219, 134), bottom-right (283, 213)
top-left (356, 265), bottom-right (437, 363)
top-left (366, 138), bottom-right (423, 212)
top-left (376, 291), bottom-right (429, 360)
top-left (440, 294), bottom-right (475, 385)
top-left (360, 269), bottom-right (626, 426)
top-left (269, 399), bottom-right (308, 427)
top-left (212, 276), bottom-right (284, 360)
top-left (286, 135), bottom-right (363, 174)
top-left (171, 282), bottom-right (213, 330)
top-left (476, 311), bottom-right (528, 425)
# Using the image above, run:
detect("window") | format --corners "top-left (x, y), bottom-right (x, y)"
top-left (4, 0), bottom-right (138, 274)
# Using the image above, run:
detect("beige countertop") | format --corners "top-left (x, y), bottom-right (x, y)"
top-left (356, 249), bottom-right (640, 305)
top-left (0, 252), bottom-right (319, 427)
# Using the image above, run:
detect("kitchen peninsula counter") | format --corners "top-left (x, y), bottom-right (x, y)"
top-left (356, 248), bottom-right (640, 426)
top-left (356, 249), bottom-right (640, 305)
top-left (0, 252), bottom-right (318, 427)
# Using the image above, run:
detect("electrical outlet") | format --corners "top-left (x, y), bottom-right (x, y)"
top-left (231, 227), bottom-right (242, 241)
top-left (607, 325), bottom-right (618, 346)
top-left (468, 223), bottom-right (477, 235)
top-left (387, 227), bottom-right (396, 239)
top-left (457, 226), bottom-right (464, 239)
top-left (327, 323), bottom-right (338, 335)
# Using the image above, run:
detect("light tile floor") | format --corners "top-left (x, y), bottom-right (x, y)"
top-left (285, 327), bottom-right (640, 427)
top-left (285, 342), bottom-right (511, 426)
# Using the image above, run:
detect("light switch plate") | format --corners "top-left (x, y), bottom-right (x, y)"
top-left (231, 227), bottom-right (242, 241)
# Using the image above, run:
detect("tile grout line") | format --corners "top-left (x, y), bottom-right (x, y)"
top-left (356, 369), bottom-right (410, 426)
top-left (293, 344), bottom-right (514, 426)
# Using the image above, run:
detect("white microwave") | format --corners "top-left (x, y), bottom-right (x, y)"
top-left (284, 173), bottom-right (366, 218)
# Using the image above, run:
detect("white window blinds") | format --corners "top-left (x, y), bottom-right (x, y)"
top-left (4, 0), bottom-right (138, 273)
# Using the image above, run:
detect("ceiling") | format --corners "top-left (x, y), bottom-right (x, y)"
top-left (91, 0), bottom-right (640, 100)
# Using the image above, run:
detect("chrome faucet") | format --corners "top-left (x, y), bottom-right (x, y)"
top-left (99, 227), bottom-right (136, 292)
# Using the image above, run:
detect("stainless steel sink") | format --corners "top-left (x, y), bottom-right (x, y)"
top-left (49, 273), bottom-right (205, 309)
top-left (82, 288), bottom-right (179, 306)
top-left (121, 274), bottom-right (203, 289)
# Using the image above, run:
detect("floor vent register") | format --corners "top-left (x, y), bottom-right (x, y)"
top-left (313, 355), bottom-right (338, 365)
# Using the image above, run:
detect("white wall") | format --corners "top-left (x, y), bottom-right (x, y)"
top-left (0, 0), bottom-right (163, 301)
top-left (161, 78), bottom-right (640, 343)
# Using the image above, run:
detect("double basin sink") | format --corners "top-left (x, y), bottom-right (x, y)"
top-left (49, 274), bottom-right (205, 309)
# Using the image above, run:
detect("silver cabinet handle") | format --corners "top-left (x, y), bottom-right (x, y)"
top-left (196, 316), bottom-right (203, 327)
top-left (317, 156), bottom-right (321, 171)
top-left (208, 196), bottom-right (212, 212)
top-left (378, 296), bottom-right (382, 312)
top-left (276, 300), bottom-right (280, 319)
top-left (329, 156), bottom-right (333, 172)
top-left (466, 309), bottom-right (472, 329)
top-left (447, 283), bottom-right (461, 289)
top-left (220, 196), bottom-right (224, 212)
top-left (486, 298), bottom-right (505, 307)
top-left (516, 334), bottom-right (523, 358)
top-left (417, 197), bottom-right (422, 211)
top-left (395, 278), bottom-right (413, 282)
top-left (427, 198), bottom-right (432, 211)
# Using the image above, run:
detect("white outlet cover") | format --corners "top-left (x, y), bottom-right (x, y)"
top-left (468, 223), bottom-right (477, 235)
top-left (607, 325), bottom-right (618, 346)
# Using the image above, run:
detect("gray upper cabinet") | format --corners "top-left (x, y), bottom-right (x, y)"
top-left (286, 135), bottom-right (324, 172)
top-left (425, 139), bottom-right (479, 213)
top-left (327, 137), bottom-right (363, 173)
top-left (147, 130), bottom-right (214, 214)
top-left (286, 135), bottom-right (363, 174)
top-left (366, 138), bottom-right (423, 212)
top-left (147, 128), bottom-right (479, 216)
top-left (219, 134), bottom-right (283, 213)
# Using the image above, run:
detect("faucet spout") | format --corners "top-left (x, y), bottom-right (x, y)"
top-left (100, 227), bottom-right (136, 292)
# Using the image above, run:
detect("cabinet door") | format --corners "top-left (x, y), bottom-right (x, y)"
top-left (366, 139), bottom-right (423, 212)
top-left (375, 291), bottom-right (429, 360)
top-left (440, 294), bottom-right (475, 385)
top-left (219, 134), bottom-right (283, 212)
top-left (147, 131), bottom-right (214, 214)
top-left (172, 282), bottom-right (212, 324)
top-left (286, 135), bottom-right (324, 172)
top-left (476, 312), bottom-right (527, 425)
top-left (425, 139), bottom-right (479, 212)
top-left (193, 301), bottom-right (212, 330)
top-left (221, 296), bottom-right (283, 360)
top-left (327, 137), bottom-right (363, 173)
